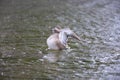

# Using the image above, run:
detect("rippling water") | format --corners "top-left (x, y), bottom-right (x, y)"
top-left (0, 0), bottom-right (120, 80)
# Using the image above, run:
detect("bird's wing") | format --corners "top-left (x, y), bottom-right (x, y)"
top-left (59, 31), bottom-right (68, 46)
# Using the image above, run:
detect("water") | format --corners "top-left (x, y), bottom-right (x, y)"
top-left (0, 0), bottom-right (120, 80)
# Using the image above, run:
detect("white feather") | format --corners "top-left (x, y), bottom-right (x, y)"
top-left (59, 31), bottom-right (68, 46)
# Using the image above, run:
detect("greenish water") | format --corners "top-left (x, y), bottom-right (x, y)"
top-left (0, 0), bottom-right (120, 80)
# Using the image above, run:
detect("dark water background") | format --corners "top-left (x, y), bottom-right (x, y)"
top-left (0, 0), bottom-right (120, 80)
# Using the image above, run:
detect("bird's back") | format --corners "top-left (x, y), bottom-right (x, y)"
top-left (47, 33), bottom-right (66, 50)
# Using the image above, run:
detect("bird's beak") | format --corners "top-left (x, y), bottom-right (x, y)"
top-left (72, 33), bottom-right (80, 41)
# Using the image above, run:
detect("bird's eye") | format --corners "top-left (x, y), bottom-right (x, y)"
top-left (67, 35), bottom-right (69, 37)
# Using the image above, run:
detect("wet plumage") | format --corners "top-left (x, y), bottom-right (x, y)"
top-left (47, 26), bottom-right (80, 50)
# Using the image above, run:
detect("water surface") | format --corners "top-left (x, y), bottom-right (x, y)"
top-left (0, 0), bottom-right (120, 80)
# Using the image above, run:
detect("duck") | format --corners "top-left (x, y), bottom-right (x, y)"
top-left (47, 26), bottom-right (80, 50)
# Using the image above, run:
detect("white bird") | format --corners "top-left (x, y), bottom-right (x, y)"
top-left (47, 26), bottom-right (80, 50)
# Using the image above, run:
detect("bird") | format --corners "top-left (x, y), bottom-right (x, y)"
top-left (47, 26), bottom-right (80, 50)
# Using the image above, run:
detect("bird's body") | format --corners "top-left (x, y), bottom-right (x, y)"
top-left (47, 26), bottom-right (80, 50)
top-left (47, 33), bottom-right (66, 50)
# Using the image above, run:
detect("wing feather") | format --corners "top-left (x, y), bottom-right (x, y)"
top-left (59, 31), bottom-right (68, 46)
